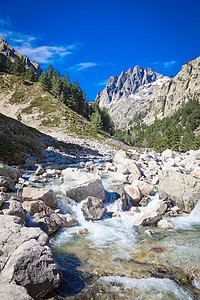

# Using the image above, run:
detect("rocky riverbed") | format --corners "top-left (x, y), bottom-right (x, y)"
top-left (0, 141), bottom-right (200, 299)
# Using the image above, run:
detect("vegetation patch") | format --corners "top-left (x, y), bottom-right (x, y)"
top-left (10, 91), bottom-right (25, 104)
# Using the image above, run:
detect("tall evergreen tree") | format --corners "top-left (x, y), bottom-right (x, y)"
top-left (25, 66), bottom-right (37, 82)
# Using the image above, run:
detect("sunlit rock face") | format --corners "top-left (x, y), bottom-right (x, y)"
top-left (96, 57), bottom-right (200, 128)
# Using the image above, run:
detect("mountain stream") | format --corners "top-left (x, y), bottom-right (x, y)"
top-left (39, 164), bottom-right (200, 299)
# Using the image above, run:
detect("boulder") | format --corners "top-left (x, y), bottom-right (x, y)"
top-left (22, 186), bottom-right (58, 208)
top-left (32, 202), bottom-right (79, 235)
top-left (23, 200), bottom-right (40, 215)
top-left (128, 206), bottom-right (141, 213)
top-left (81, 196), bottom-right (107, 220)
top-left (113, 149), bottom-right (128, 163)
top-left (1, 239), bottom-right (61, 298)
top-left (161, 149), bottom-right (175, 160)
top-left (120, 158), bottom-right (142, 177)
top-left (60, 169), bottom-right (105, 202)
top-left (108, 186), bottom-right (127, 211)
top-left (131, 180), bottom-right (153, 196)
top-left (157, 219), bottom-right (175, 230)
top-left (109, 172), bottom-right (129, 184)
top-left (0, 176), bottom-right (16, 192)
top-left (116, 163), bottom-right (129, 175)
top-left (1, 199), bottom-right (26, 220)
top-left (0, 194), bottom-right (5, 208)
top-left (0, 162), bottom-right (21, 179)
top-left (124, 185), bottom-right (142, 205)
top-left (134, 212), bottom-right (162, 226)
top-left (34, 165), bottom-right (45, 176)
top-left (158, 170), bottom-right (200, 212)
top-left (0, 280), bottom-right (33, 300)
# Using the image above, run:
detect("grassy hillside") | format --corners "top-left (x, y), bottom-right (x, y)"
top-left (0, 112), bottom-right (83, 165)
top-left (0, 73), bottom-right (104, 140)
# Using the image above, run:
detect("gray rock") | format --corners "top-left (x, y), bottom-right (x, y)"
top-left (0, 280), bottom-right (33, 300)
top-left (34, 165), bottom-right (45, 176)
top-left (0, 176), bottom-right (16, 192)
top-left (81, 196), bottom-right (107, 220)
top-left (125, 185), bottom-right (142, 205)
top-left (158, 169), bottom-right (200, 212)
top-left (2, 199), bottom-right (26, 220)
top-left (134, 212), bottom-right (162, 226)
top-left (60, 169), bottom-right (105, 202)
top-left (157, 219), bottom-right (175, 230)
top-left (22, 186), bottom-right (58, 208)
top-left (1, 239), bottom-right (61, 298)
top-left (0, 162), bottom-right (21, 179)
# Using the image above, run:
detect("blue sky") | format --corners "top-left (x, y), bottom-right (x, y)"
top-left (0, 0), bottom-right (199, 101)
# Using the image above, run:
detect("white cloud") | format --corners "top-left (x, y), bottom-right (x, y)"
top-left (0, 16), bottom-right (11, 27)
top-left (151, 60), bottom-right (177, 69)
top-left (71, 62), bottom-right (98, 71)
top-left (163, 60), bottom-right (176, 68)
top-left (15, 45), bottom-right (72, 63)
top-left (96, 80), bottom-right (108, 86)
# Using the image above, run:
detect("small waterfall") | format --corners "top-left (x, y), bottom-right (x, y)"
top-left (169, 199), bottom-right (200, 229)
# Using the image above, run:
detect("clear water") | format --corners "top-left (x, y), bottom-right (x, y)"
top-left (46, 171), bottom-right (200, 299)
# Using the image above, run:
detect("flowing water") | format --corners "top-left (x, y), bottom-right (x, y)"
top-left (45, 167), bottom-right (200, 299)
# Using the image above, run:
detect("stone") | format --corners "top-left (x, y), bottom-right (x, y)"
top-left (128, 206), bottom-right (141, 213)
top-left (76, 228), bottom-right (89, 235)
top-left (113, 150), bottom-right (128, 163)
top-left (158, 169), bottom-right (200, 212)
top-left (81, 196), bottom-right (107, 220)
top-left (32, 203), bottom-right (79, 235)
top-left (60, 169), bottom-right (105, 202)
top-left (23, 200), bottom-right (40, 215)
top-left (157, 219), bottom-right (175, 229)
top-left (108, 186), bottom-right (127, 211)
top-left (1, 200), bottom-right (26, 220)
top-left (85, 160), bottom-right (94, 171)
top-left (131, 180), bottom-right (153, 196)
top-left (116, 163), bottom-right (129, 175)
top-left (139, 196), bottom-right (152, 206)
top-left (0, 162), bottom-right (21, 179)
top-left (0, 176), bottom-right (16, 192)
top-left (111, 212), bottom-right (121, 218)
top-left (1, 239), bottom-right (61, 298)
top-left (109, 172), bottom-right (129, 184)
top-left (22, 186), bottom-right (58, 208)
top-left (34, 165), bottom-right (45, 176)
top-left (0, 280), bottom-right (33, 300)
top-left (144, 229), bottom-right (166, 240)
top-left (155, 200), bottom-right (168, 215)
top-left (57, 213), bottom-right (79, 227)
top-left (161, 149), bottom-right (175, 160)
top-left (134, 212), bottom-right (162, 226)
top-left (0, 194), bottom-right (5, 208)
top-left (191, 167), bottom-right (200, 179)
top-left (124, 185), bottom-right (142, 205)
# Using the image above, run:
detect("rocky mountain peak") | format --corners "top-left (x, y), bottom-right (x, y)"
top-left (96, 65), bottom-right (164, 108)
top-left (0, 37), bottom-right (42, 79)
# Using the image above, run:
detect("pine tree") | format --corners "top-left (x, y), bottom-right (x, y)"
top-left (0, 55), bottom-right (5, 72)
top-left (90, 110), bottom-right (103, 131)
top-left (39, 70), bottom-right (51, 91)
top-left (25, 66), bottom-right (37, 82)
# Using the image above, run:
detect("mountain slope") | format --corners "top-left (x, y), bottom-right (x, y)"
top-left (0, 37), bottom-right (42, 79)
top-left (0, 73), bottom-right (103, 140)
top-left (96, 57), bottom-right (200, 128)
top-left (96, 66), bottom-right (169, 128)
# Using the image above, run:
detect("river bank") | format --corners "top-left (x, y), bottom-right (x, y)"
top-left (0, 140), bottom-right (200, 299)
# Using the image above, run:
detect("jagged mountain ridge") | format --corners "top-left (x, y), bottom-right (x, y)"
top-left (96, 57), bottom-right (200, 128)
top-left (0, 37), bottom-right (42, 79)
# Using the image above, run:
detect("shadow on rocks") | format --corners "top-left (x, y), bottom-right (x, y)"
top-left (52, 253), bottom-right (93, 298)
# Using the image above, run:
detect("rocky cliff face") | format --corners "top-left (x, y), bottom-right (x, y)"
top-left (0, 38), bottom-right (42, 79)
top-left (143, 56), bottom-right (200, 124)
top-left (96, 57), bottom-right (200, 128)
